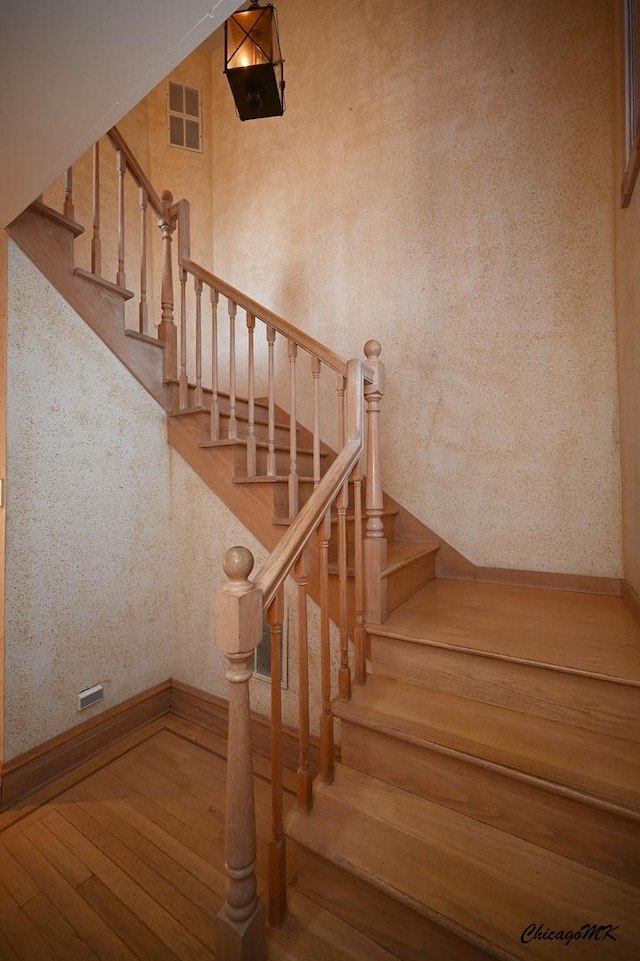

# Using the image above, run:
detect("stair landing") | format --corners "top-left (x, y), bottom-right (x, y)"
top-left (371, 579), bottom-right (640, 681)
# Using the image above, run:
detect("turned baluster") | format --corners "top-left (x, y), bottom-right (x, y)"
top-left (267, 590), bottom-right (287, 928)
top-left (294, 551), bottom-right (313, 812)
top-left (157, 190), bottom-right (178, 385)
top-left (91, 143), bottom-right (101, 275)
top-left (194, 277), bottom-right (203, 407)
top-left (318, 511), bottom-right (334, 783)
top-left (214, 547), bottom-right (266, 961)
top-left (63, 167), bottom-right (74, 220)
top-left (311, 356), bottom-right (321, 488)
top-left (288, 340), bottom-right (299, 518)
top-left (246, 313), bottom-right (257, 475)
top-left (336, 373), bottom-right (350, 701)
top-left (352, 456), bottom-right (366, 684)
top-left (266, 326), bottom-right (276, 476)
top-left (228, 300), bottom-right (238, 439)
top-left (363, 340), bottom-right (387, 623)
top-left (179, 268), bottom-right (188, 409)
top-left (138, 186), bottom-right (148, 334)
top-left (210, 288), bottom-right (220, 440)
top-left (116, 150), bottom-right (126, 288)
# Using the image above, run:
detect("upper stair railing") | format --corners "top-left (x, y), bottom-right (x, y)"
top-left (46, 126), bottom-right (389, 959)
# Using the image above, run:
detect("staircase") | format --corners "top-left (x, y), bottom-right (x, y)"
top-left (7, 131), bottom-right (640, 961)
top-left (288, 580), bottom-right (640, 959)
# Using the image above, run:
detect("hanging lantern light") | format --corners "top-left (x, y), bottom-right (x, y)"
top-left (224, 2), bottom-right (285, 121)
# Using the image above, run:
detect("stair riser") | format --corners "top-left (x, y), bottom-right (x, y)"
top-left (272, 478), bottom-right (317, 519)
top-left (218, 416), bottom-right (292, 447)
top-left (234, 445), bottom-right (320, 479)
top-left (387, 552), bottom-right (436, 611)
top-left (340, 721), bottom-right (640, 887)
top-left (294, 846), bottom-right (495, 961)
top-left (371, 636), bottom-right (640, 741)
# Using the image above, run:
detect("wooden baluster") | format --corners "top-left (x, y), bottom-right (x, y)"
top-left (363, 340), bottom-right (387, 624)
top-left (246, 313), bottom-right (257, 476)
top-left (138, 186), bottom-right (148, 334)
top-left (63, 167), bottom-right (74, 220)
top-left (179, 268), bottom-right (188, 409)
top-left (352, 456), bottom-right (366, 685)
top-left (214, 547), bottom-right (266, 961)
top-left (210, 288), bottom-right (220, 440)
top-left (288, 341), bottom-right (299, 518)
top-left (267, 590), bottom-right (287, 928)
top-left (228, 300), bottom-right (238, 439)
top-left (157, 190), bottom-right (177, 386)
top-left (318, 511), bottom-right (334, 783)
top-left (91, 143), bottom-right (101, 275)
top-left (336, 373), bottom-right (350, 701)
top-left (311, 356), bottom-right (321, 488)
top-left (116, 149), bottom-right (126, 288)
top-left (294, 551), bottom-right (313, 812)
top-left (194, 277), bottom-right (203, 407)
top-left (266, 326), bottom-right (276, 476)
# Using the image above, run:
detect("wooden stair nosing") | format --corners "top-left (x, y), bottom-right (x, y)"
top-left (383, 539), bottom-right (441, 577)
top-left (73, 266), bottom-right (134, 300)
top-left (369, 626), bottom-right (640, 690)
top-left (125, 328), bottom-right (166, 349)
top-left (333, 680), bottom-right (640, 818)
top-left (28, 199), bottom-right (85, 237)
top-left (287, 764), bottom-right (640, 961)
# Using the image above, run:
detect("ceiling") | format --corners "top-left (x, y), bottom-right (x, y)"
top-left (0, 0), bottom-right (240, 228)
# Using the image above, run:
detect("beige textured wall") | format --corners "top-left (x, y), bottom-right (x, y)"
top-left (209, 0), bottom-right (621, 577)
top-left (613, 4), bottom-right (640, 597)
top-left (5, 243), bottom-right (173, 760)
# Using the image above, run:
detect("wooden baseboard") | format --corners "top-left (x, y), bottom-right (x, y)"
top-left (470, 566), bottom-right (621, 596)
top-left (170, 679), bottom-right (320, 773)
top-left (0, 680), bottom-right (171, 811)
top-left (622, 580), bottom-right (640, 627)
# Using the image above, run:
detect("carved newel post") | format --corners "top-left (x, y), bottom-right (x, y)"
top-left (215, 547), bottom-right (266, 961)
top-left (363, 340), bottom-right (388, 624)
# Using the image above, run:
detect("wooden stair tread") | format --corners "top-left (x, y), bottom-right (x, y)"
top-left (200, 437), bottom-right (321, 456)
top-left (334, 676), bottom-right (640, 813)
top-left (267, 888), bottom-right (401, 961)
top-left (383, 539), bottom-right (440, 575)
top-left (286, 765), bottom-right (640, 960)
top-left (376, 579), bottom-right (640, 683)
top-left (233, 474), bottom-right (315, 485)
top-left (125, 328), bottom-right (166, 348)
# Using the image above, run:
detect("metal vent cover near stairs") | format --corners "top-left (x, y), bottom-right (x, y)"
top-left (253, 610), bottom-right (288, 687)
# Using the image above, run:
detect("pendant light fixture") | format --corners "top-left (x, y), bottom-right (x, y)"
top-left (224, 2), bottom-right (285, 121)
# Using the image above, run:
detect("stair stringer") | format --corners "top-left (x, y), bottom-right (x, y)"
top-left (7, 203), bottom-right (172, 410)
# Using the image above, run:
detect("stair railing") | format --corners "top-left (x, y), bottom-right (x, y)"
top-left (48, 127), bottom-right (389, 958)
top-left (214, 345), bottom-right (385, 957)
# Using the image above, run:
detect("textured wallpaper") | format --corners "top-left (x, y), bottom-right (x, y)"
top-left (208, 0), bottom-right (622, 577)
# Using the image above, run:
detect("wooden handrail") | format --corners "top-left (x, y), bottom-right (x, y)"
top-left (181, 254), bottom-right (351, 378)
top-left (107, 127), bottom-right (164, 216)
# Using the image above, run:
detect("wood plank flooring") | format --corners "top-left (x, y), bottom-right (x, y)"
top-left (0, 715), bottom-right (393, 960)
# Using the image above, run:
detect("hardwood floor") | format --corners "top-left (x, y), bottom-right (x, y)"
top-left (0, 715), bottom-right (394, 961)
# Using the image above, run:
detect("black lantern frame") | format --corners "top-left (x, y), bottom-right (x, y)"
top-left (224, 2), bottom-right (285, 121)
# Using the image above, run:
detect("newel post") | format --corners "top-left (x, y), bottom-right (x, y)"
top-left (157, 190), bottom-right (178, 386)
top-left (363, 340), bottom-right (388, 624)
top-left (215, 547), bottom-right (266, 961)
